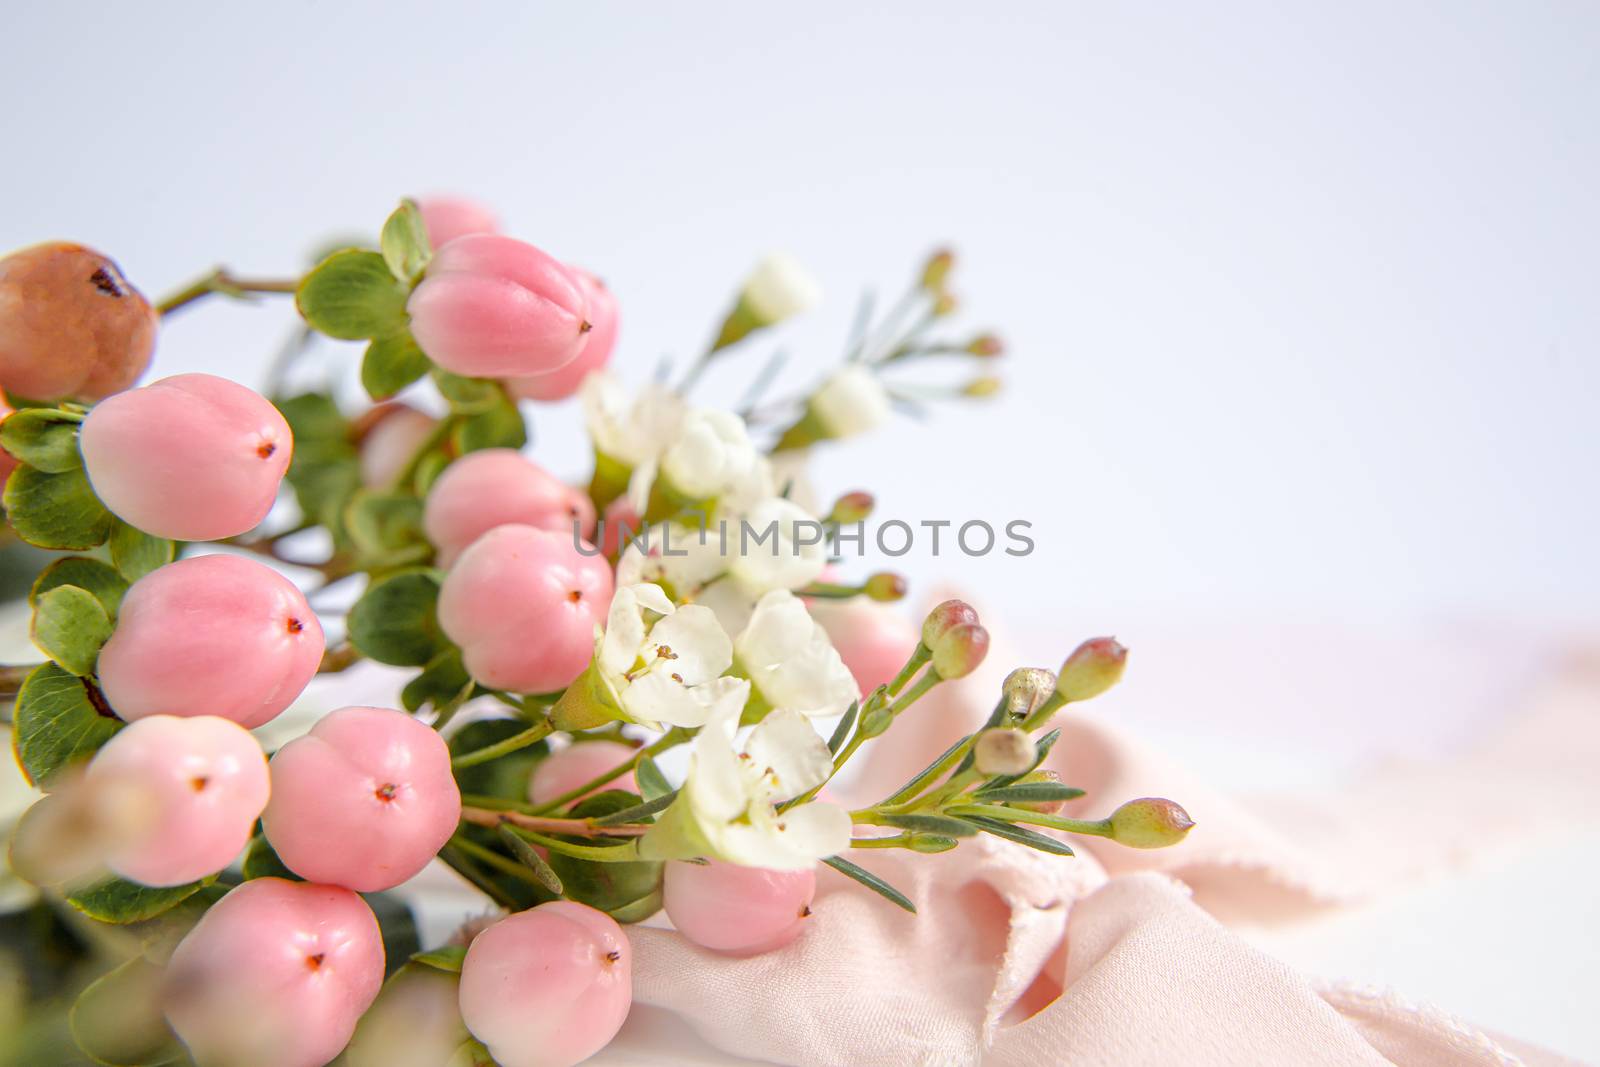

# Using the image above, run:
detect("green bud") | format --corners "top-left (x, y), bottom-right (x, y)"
top-left (972, 728), bottom-right (1035, 776)
top-left (932, 291), bottom-right (959, 318)
top-left (1056, 637), bottom-right (1127, 703)
top-left (966, 333), bottom-right (1004, 358)
top-left (906, 833), bottom-right (960, 853)
top-left (921, 599), bottom-right (978, 649)
top-left (827, 490), bottom-right (875, 525)
top-left (919, 248), bottom-right (955, 293)
top-left (1108, 797), bottom-right (1194, 849)
top-left (863, 572), bottom-right (907, 603)
top-left (857, 704), bottom-right (895, 739)
top-left (931, 622), bottom-right (990, 680)
top-left (1002, 667), bottom-right (1056, 722)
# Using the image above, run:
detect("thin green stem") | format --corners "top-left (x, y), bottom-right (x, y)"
top-left (451, 719), bottom-right (554, 770)
top-left (886, 645), bottom-right (931, 697)
top-left (438, 844), bottom-right (518, 908)
top-left (448, 835), bottom-right (550, 887)
top-left (387, 415), bottom-right (459, 493)
top-left (504, 826), bottom-right (643, 863)
top-left (946, 803), bottom-right (1113, 838)
top-left (460, 806), bottom-right (647, 838)
top-left (526, 728), bottom-right (688, 815)
top-left (849, 834), bottom-right (917, 849)
top-left (156, 268), bottom-right (298, 316)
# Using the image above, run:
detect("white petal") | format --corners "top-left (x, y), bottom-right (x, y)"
top-left (620, 671), bottom-right (711, 729)
top-left (736, 590), bottom-right (860, 718)
top-left (742, 709), bottom-right (835, 801)
top-left (644, 604), bottom-right (732, 685)
top-left (599, 586), bottom-right (645, 678)
top-left (728, 498), bottom-right (828, 592)
top-left (683, 710), bottom-right (747, 823)
top-left (632, 583), bottom-right (674, 616)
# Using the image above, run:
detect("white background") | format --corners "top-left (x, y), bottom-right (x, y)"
top-left (4, 2), bottom-right (1597, 1060)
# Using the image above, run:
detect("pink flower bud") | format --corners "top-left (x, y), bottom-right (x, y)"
top-left (1108, 797), bottom-right (1195, 849)
top-left (415, 196), bottom-right (500, 248)
top-left (407, 235), bottom-right (589, 379)
top-left (919, 248), bottom-right (955, 293)
top-left (357, 404), bottom-right (437, 488)
top-left (920, 598), bottom-right (978, 650)
top-left (811, 598), bottom-right (919, 694)
top-left (1056, 637), bottom-right (1128, 702)
top-left (506, 268), bottom-right (618, 403)
top-left (423, 448), bottom-right (595, 566)
top-left (0, 241), bottom-right (156, 401)
top-left (663, 860), bottom-right (816, 956)
top-left (972, 727), bottom-right (1035, 777)
top-left (80, 373), bottom-right (293, 541)
top-left (85, 715), bottom-right (268, 887)
top-left (164, 878), bottom-right (384, 1067)
top-left (931, 622), bottom-right (990, 680)
top-left (863, 571), bottom-right (908, 603)
top-left (262, 706), bottom-right (460, 893)
top-left (528, 740), bottom-right (637, 805)
top-left (966, 333), bottom-right (1004, 357)
top-left (826, 490), bottom-right (874, 525)
top-left (458, 900), bottom-right (632, 1067)
top-left (437, 524), bottom-right (612, 694)
top-left (98, 554), bottom-right (324, 729)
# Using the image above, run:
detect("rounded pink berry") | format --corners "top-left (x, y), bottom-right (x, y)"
top-left (407, 235), bottom-right (589, 379)
top-left (506, 268), bottom-right (618, 402)
top-left (415, 195), bottom-right (500, 249)
top-left (437, 524), bottom-right (611, 694)
top-left (262, 705), bottom-right (460, 893)
top-left (163, 878), bottom-right (384, 1067)
top-left (663, 860), bottom-right (816, 956)
top-left (810, 598), bottom-right (920, 694)
top-left (80, 373), bottom-right (292, 541)
top-left (458, 900), bottom-right (632, 1067)
top-left (357, 404), bottom-right (437, 488)
top-left (97, 554), bottom-right (324, 729)
top-left (85, 715), bottom-right (268, 887)
top-left (528, 740), bottom-right (637, 805)
top-left (423, 448), bottom-right (595, 566)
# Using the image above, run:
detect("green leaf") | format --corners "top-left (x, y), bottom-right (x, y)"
top-left (875, 812), bottom-right (979, 838)
top-left (402, 647), bottom-right (475, 715)
top-left (67, 875), bottom-right (213, 924)
top-left (380, 198), bottom-right (432, 283)
top-left (635, 755), bottom-right (671, 801)
top-left (823, 855), bottom-right (916, 913)
top-left (12, 662), bottom-right (121, 788)
top-left (362, 330), bottom-right (431, 400)
top-left (0, 407), bottom-right (83, 473)
top-left (365, 890), bottom-right (422, 977)
top-left (432, 370), bottom-right (502, 412)
top-left (411, 943), bottom-right (468, 974)
top-left (242, 834), bottom-right (302, 881)
top-left (348, 569), bottom-right (449, 666)
top-left (30, 557), bottom-right (128, 618)
top-left (70, 956), bottom-right (185, 1066)
top-left (3, 464), bottom-right (114, 549)
top-left (972, 782), bottom-right (1086, 805)
top-left (496, 824), bottom-right (564, 895)
top-left (544, 791), bottom-right (663, 919)
top-left (451, 391), bottom-right (527, 454)
top-left (591, 790), bottom-right (675, 826)
top-left (448, 715), bottom-right (546, 800)
top-left (108, 520), bottom-right (174, 581)
top-left (295, 249), bottom-right (409, 341)
top-left (827, 700), bottom-right (858, 755)
top-left (31, 584), bottom-right (113, 676)
top-left (344, 488), bottom-right (427, 558)
top-left (962, 815), bottom-right (1076, 857)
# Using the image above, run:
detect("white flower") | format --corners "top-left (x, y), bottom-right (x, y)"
top-left (727, 497), bottom-right (829, 593)
top-left (810, 365), bottom-right (891, 439)
top-left (639, 702), bottom-right (850, 870)
top-left (659, 410), bottom-right (770, 504)
top-left (580, 372), bottom-right (686, 468)
top-left (741, 253), bottom-right (822, 325)
top-left (735, 589), bottom-right (859, 719)
top-left (557, 583), bottom-right (749, 731)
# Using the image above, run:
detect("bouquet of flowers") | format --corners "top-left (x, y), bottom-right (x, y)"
top-left (0, 198), bottom-right (1191, 1067)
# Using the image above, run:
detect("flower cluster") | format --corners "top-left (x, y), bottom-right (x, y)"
top-left (0, 200), bottom-right (1189, 1067)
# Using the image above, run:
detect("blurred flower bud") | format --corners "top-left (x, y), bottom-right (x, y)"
top-left (1108, 797), bottom-right (1194, 849)
top-left (863, 572), bottom-right (907, 603)
top-left (921, 599), bottom-right (978, 649)
top-left (966, 333), bottom-right (1004, 358)
top-left (931, 622), bottom-right (989, 680)
top-left (962, 375), bottom-right (1002, 398)
top-left (973, 728), bottom-right (1035, 776)
top-left (827, 490), bottom-right (875, 525)
top-left (810, 365), bottom-right (891, 439)
top-left (1056, 637), bottom-right (1127, 702)
top-left (713, 253), bottom-right (822, 351)
top-left (933, 291), bottom-right (960, 318)
top-left (1002, 667), bottom-right (1057, 721)
top-left (919, 248), bottom-right (955, 293)
top-left (1012, 769), bottom-right (1069, 814)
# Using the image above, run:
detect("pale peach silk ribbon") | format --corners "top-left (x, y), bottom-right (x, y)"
top-left (622, 638), bottom-right (1600, 1066)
